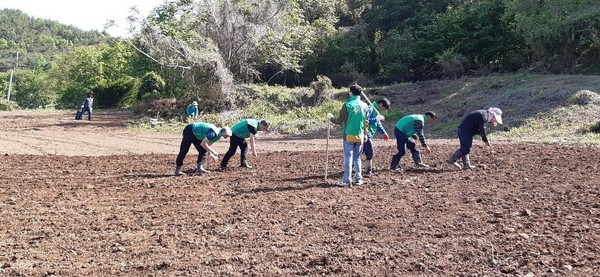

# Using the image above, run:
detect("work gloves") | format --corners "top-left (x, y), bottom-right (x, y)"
top-left (327, 113), bottom-right (335, 120)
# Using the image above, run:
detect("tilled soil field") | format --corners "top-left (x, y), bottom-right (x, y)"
top-left (1, 111), bottom-right (599, 276)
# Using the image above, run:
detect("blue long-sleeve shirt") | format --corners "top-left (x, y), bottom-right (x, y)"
top-left (366, 105), bottom-right (386, 138)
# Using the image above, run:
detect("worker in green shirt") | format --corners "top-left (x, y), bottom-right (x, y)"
top-left (220, 119), bottom-right (269, 169)
top-left (390, 112), bottom-right (437, 171)
top-left (327, 84), bottom-right (369, 187)
top-left (175, 122), bottom-right (232, 176)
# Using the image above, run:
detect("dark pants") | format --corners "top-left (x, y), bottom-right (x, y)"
top-left (221, 134), bottom-right (248, 167)
top-left (390, 127), bottom-right (420, 169)
top-left (82, 106), bottom-right (92, 120)
top-left (458, 128), bottom-right (473, 155)
top-left (175, 124), bottom-right (207, 167)
top-left (363, 138), bottom-right (374, 160)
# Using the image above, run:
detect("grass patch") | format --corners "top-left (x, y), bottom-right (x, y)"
top-left (128, 73), bottom-right (600, 144)
top-left (429, 118), bottom-right (462, 137)
top-left (496, 105), bottom-right (600, 144)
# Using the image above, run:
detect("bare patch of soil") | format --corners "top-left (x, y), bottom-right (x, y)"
top-left (1, 110), bottom-right (599, 275)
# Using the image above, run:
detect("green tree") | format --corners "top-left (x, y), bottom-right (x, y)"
top-left (506, 0), bottom-right (600, 73)
top-left (9, 69), bottom-right (56, 108)
top-left (132, 0), bottom-right (325, 109)
top-left (51, 41), bottom-right (145, 108)
top-left (138, 71), bottom-right (166, 101)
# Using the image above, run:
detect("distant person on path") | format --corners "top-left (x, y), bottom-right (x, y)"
top-left (175, 122), bottom-right (232, 176)
top-left (327, 83), bottom-right (369, 187)
top-left (447, 107), bottom-right (503, 169)
top-left (390, 112), bottom-right (437, 171)
top-left (81, 92), bottom-right (94, 121)
top-left (220, 119), bottom-right (269, 170)
top-left (363, 98), bottom-right (391, 177)
top-left (186, 101), bottom-right (199, 120)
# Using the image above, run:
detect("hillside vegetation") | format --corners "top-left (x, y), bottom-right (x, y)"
top-left (0, 9), bottom-right (110, 71)
top-left (368, 74), bottom-right (600, 144)
top-left (136, 73), bottom-right (600, 144)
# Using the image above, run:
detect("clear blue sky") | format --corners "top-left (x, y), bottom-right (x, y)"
top-left (0, 0), bottom-right (166, 37)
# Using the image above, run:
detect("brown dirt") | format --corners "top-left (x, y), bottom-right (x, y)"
top-left (1, 110), bottom-right (599, 276)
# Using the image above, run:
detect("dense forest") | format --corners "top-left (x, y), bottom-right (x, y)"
top-left (0, 9), bottom-right (110, 71)
top-left (0, 0), bottom-right (599, 111)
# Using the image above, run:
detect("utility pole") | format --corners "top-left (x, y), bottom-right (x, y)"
top-left (7, 51), bottom-right (18, 101)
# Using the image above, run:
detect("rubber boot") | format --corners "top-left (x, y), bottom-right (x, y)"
top-left (365, 159), bottom-right (373, 177)
top-left (390, 154), bottom-right (402, 172)
top-left (240, 163), bottom-right (253, 168)
top-left (175, 166), bottom-right (186, 176)
top-left (195, 163), bottom-right (211, 173)
top-left (447, 150), bottom-right (463, 169)
top-left (412, 152), bottom-right (429, 168)
top-left (462, 154), bottom-right (476, 170)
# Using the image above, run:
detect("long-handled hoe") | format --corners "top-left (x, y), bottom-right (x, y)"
top-left (324, 120), bottom-right (331, 183)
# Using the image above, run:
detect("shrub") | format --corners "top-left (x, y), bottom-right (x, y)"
top-left (310, 75), bottom-right (333, 104)
top-left (57, 86), bottom-right (88, 110)
top-left (138, 72), bottom-right (166, 100)
top-left (436, 48), bottom-right (469, 80)
top-left (0, 100), bottom-right (18, 111)
top-left (133, 98), bottom-right (181, 119)
top-left (94, 77), bottom-right (137, 108)
top-left (590, 121), bottom-right (600, 134)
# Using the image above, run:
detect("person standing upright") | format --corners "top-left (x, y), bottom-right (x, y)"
top-left (81, 92), bottom-right (94, 121)
top-left (327, 84), bottom-right (369, 187)
top-left (363, 98), bottom-right (391, 177)
top-left (447, 107), bottom-right (503, 169)
top-left (220, 119), bottom-right (269, 170)
top-left (390, 111), bottom-right (437, 171)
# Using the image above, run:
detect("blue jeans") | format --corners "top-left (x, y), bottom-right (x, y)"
top-left (343, 140), bottom-right (363, 183)
top-left (390, 127), bottom-right (420, 169)
top-left (82, 106), bottom-right (92, 120)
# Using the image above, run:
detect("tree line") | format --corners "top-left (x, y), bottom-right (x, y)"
top-left (1, 0), bottom-right (599, 111)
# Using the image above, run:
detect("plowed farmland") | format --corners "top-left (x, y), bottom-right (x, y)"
top-left (1, 111), bottom-right (599, 276)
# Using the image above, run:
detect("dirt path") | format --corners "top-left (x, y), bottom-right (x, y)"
top-left (0, 110), bottom-right (349, 156)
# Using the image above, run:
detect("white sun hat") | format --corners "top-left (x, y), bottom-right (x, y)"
top-left (487, 107), bottom-right (503, 124)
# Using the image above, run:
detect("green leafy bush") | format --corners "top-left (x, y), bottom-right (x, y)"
top-left (310, 75), bottom-right (333, 104)
top-left (94, 77), bottom-right (137, 108)
top-left (138, 72), bottom-right (166, 101)
top-left (590, 121), bottom-right (600, 134)
top-left (0, 100), bottom-right (18, 111)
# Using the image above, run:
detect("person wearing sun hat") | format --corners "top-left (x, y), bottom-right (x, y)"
top-left (186, 100), bottom-right (200, 120)
top-left (447, 107), bottom-right (503, 169)
top-left (175, 122), bottom-right (232, 176)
